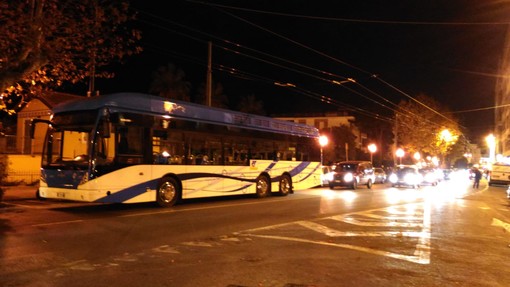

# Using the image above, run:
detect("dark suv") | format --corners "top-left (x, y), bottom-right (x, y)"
top-left (328, 161), bottom-right (375, 190)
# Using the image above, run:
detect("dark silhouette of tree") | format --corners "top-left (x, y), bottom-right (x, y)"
top-left (0, 0), bottom-right (141, 113)
top-left (195, 81), bottom-right (229, 109)
top-left (236, 94), bottom-right (266, 115)
top-left (149, 63), bottom-right (191, 101)
top-left (355, 115), bottom-right (394, 166)
top-left (321, 125), bottom-right (357, 164)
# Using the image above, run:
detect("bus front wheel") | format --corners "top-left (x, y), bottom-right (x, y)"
top-left (278, 174), bottom-right (292, 196)
top-left (255, 175), bottom-right (271, 198)
top-left (156, 177), bottom-right (180, 207)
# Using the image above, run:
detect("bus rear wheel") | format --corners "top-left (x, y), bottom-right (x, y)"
top-left (156, 177), bottom-right (180, 207)
top-left (278, 174), bottom-right (292, 196)
top-left (255, 175), bottom-right (271, 198)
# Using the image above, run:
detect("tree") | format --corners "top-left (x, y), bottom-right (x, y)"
top-left (149, 63), bottom-right (191, 101)
top-left (394, 93), bottom-right (462, 160)
top-left (195, 81), bottom-right (229, 109)
top-left (0, 0), bottom-right (141, 113)
top-left (236, 94), bottom-right (265, 115)
top-left (321, 125), bottom-right (357, 164)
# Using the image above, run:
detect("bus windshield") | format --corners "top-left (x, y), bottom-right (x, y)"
top-left (42, 111), bottom-right (111, 168)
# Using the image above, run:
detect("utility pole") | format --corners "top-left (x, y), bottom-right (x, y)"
top-left (206, 41), bottom-right (212, 106)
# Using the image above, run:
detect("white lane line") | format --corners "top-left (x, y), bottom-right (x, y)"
top-left (296, 221), bottom-right (428, 238)
top-left (331, 216), bottom-right (424, 228)
top-left (239, 233), bottom-right (430, 265)
top-left (237, 202), bottom-right (432, 264)
top-left (32, 219), bottom-right (84, 227)
top-left (491, 218), bottom-right (510, 232)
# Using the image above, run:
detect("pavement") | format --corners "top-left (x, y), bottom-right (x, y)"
top-left (0, 185), bottom-right (39, 202)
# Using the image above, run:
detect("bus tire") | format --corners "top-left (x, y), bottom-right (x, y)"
top-left (278, 174), bottom-right (292, 196)
top-left (255, 175), bottom-right (271, 198)
top-left (156, 177), bottom-right (180, 207)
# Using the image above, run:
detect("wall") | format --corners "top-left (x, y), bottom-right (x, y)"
top-left (1, 154), bottom-right (41, 185)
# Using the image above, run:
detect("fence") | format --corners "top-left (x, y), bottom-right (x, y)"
top-left (0, 154), bottom-right (41, 185)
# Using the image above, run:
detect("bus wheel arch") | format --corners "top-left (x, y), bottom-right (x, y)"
top-left (278, 173), bottom-right (293, 196)
top-left (255, 173), bottom-right (271, 198)
top-left (156, 176), bottom-right (182, 208)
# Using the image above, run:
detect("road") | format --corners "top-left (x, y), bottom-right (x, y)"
top-left (1, 175), bottom-right (510, 287)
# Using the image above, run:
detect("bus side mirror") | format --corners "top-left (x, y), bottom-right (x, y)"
top-left (102, 117), bottom-right (111, 138)
top-left (30, 119), bottom-right (52, 139)
top-left (101, 108), bottom-right (111, 138)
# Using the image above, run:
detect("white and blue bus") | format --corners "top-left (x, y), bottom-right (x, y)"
top-left (31, 92), bottom-right (322, 207)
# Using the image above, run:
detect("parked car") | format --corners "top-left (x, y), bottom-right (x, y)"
top-left (328, 161), bottom-right (375, 190)
top-left (373, 167), bottom-right (387, 184)
top-left (321, 165), bottom-right (333, 186)
top-left (388, 165), bottom-right (422, 189)
top-left (419, 167), bottom-right (439, 186)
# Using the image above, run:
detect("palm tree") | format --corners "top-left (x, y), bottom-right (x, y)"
top-left (195, 81), bottom-right (229, 109)
top-left (237, 94), bottom-right (265, 115)
top-left (149, 63), bottom-right (191, 101)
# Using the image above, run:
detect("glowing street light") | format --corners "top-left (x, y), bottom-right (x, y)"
top-left (368, 143), bottom-right (377, 163)
top-left (396, 148), bottom-right (405, 165)
top-left (319, 135), bottom-right (329, 166)
top-left (486, 134), bottom-right (496, 163)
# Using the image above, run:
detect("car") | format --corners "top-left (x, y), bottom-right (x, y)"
top-left (328, 161), bottom-right (375, 190)
top-left (388, 165), bottom-right (423, 188)
top-left (321, 165), bottom-right (333, 186)
top-left (419, 167), bottom-right (439, 186)
top-left (442, 168), bottom-right (452, 180)
top-left (373, 167), bottom-right (387, 184)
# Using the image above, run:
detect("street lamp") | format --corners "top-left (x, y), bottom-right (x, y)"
top-left (319, 135), bottom-right (329, 166)
top-left (396, 148), bottom-right (405, 165)
top-left (367, 143), bottom-right (377, 163)
top-left (486, 134), bottom-right (496, 164)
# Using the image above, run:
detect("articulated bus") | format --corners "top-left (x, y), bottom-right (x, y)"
top-left (31, 92), bottom-right (323, 207)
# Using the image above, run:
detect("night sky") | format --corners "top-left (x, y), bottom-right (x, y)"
top-left (93, 0), bottom-right (510, 144)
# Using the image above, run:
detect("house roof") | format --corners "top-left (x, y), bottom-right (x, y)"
top-left (34, 91), bottom-right (84, 108)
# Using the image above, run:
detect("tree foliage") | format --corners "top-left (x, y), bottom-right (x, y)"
top-left (0, 0), bottom-right (142, 113)
top-left (237, 94), bottom-right (265, 115)
top-left (195, 81), bottom-right (229, 109)
top-left (394, 93), bottom-right (462, 158)
top-left (149, 63), bottom-right (191, 101)
top-left (321, 125), bottom-right (357, 164)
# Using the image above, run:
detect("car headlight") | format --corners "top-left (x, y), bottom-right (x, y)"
top-left (425, 173), bottom-right (435, 182)
top-left (343, 173), bottom-right (354, 182)
top-left (389, 174), bottom-right (398, 183)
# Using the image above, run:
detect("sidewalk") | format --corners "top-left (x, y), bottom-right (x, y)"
top-left (1, 185), bottom-right (39, 201)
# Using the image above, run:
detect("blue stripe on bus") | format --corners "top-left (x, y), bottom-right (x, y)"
top-left (84, 162), bottom-right (317, 203)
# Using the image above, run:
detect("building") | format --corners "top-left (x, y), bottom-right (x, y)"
top-left (0, 92), bottom-right (82, 184)
top-left (495, 27), bottom-right (510, 158)
top-left (275, 111), bottom-right (365, 162)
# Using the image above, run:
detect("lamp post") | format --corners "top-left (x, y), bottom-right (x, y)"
top-left (486, 134), bottom-right (496, 164)
top-left (368, 143), bottom-right (377, 163)
top-left (319, 135), bottom-right (329, 166)
top-left (396, 148), bottom-right (405, 165)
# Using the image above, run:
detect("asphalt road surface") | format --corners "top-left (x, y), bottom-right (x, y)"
top-left (1, 175), bottom-right (510, 287)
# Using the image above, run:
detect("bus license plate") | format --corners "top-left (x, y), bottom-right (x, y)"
top-left (57, 192), bottom-right (66, 198)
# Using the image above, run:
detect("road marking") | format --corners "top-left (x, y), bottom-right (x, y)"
top-left (33, 219), bottom-right (84, 227)
top-left (492, 218), bottom-right (510, 232)
top-left (237, 202), bottom-right (431, 265)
